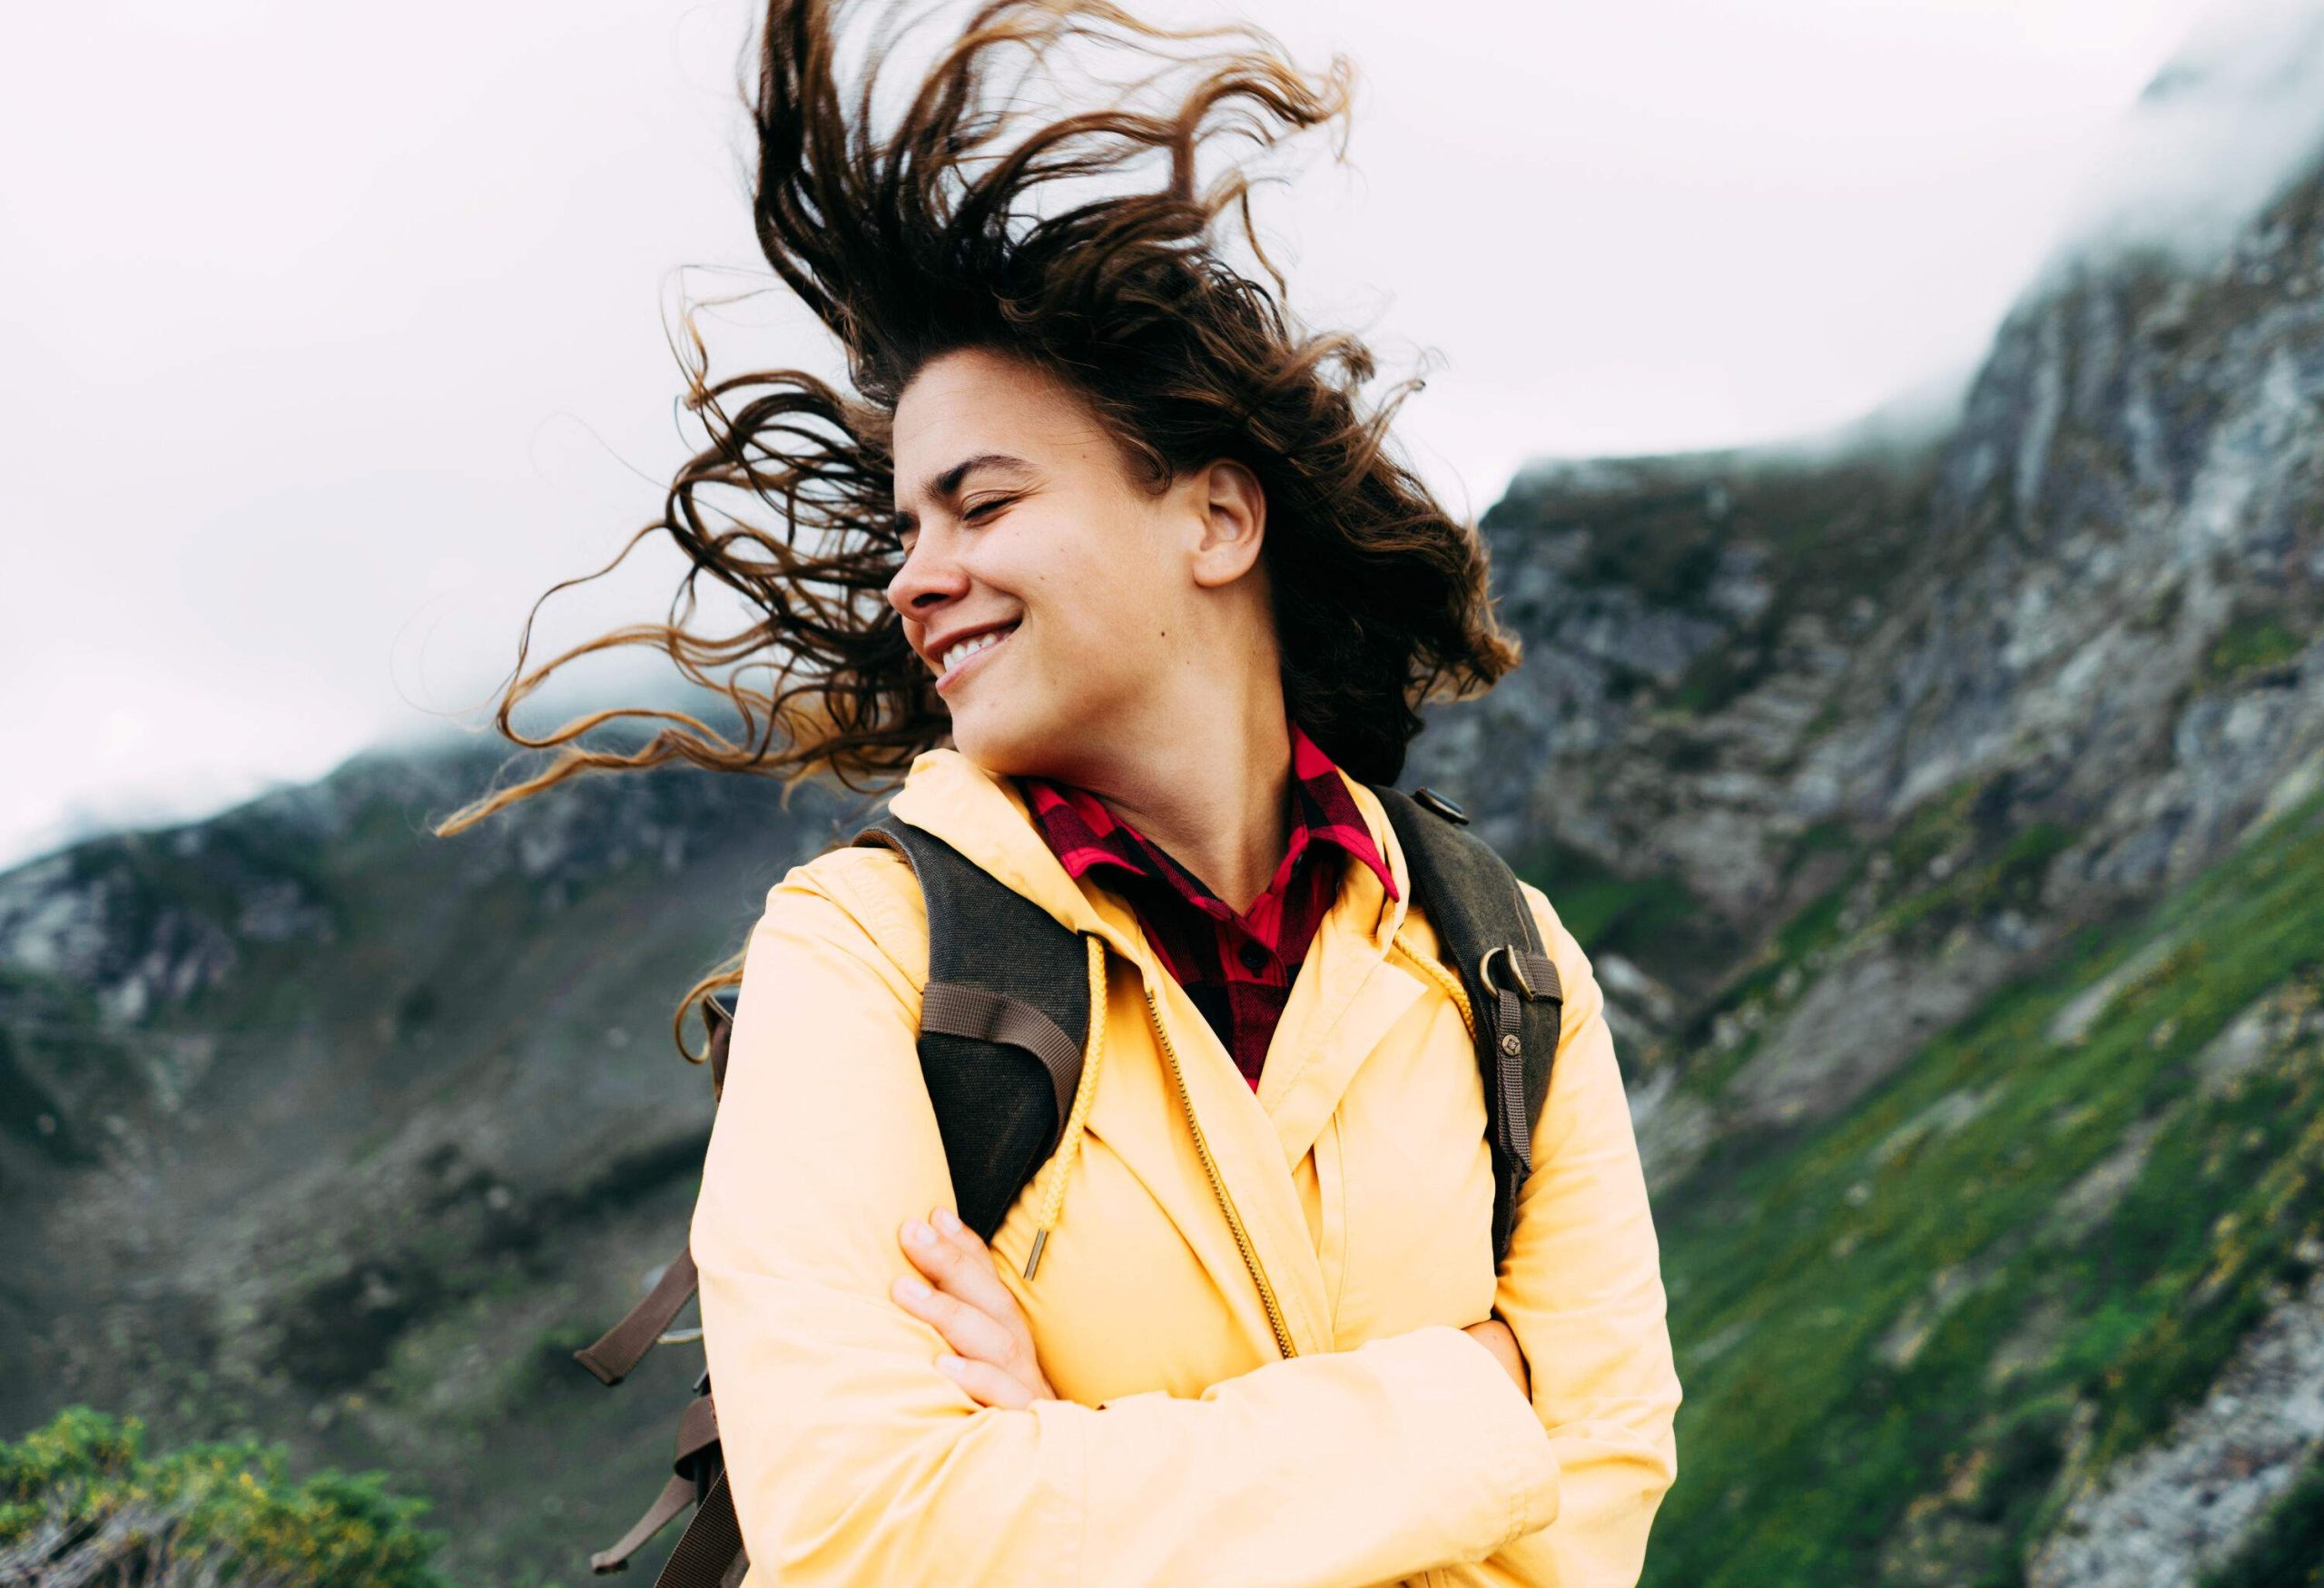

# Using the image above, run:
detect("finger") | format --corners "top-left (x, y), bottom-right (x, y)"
top-left (898, 1217), bottom-right (1051, 1397)
top-left (891, 1273), bottom-right (1020, 1367)
top-left (931, 1205), bottom-right (986, 1256)
top-left (898, 1218), bottom-right (964, 1285)
top-left (935, 1352), bottom-right (1033, 1411)
top-left (902, 1216), bottom-right (1034, 1340)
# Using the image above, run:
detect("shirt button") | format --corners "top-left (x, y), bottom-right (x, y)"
top-left (1238, 942), bottom-right (1271, 973)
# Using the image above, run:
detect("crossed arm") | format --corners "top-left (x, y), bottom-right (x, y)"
top-left (887, 1203), bottom-right (1532, 1408)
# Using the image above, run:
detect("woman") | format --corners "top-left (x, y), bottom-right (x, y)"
top-left (447, 0), bottom-right (1679, 1581)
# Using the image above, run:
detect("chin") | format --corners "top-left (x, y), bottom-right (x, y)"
top-left (949, 706), bottom-right (1075, 781)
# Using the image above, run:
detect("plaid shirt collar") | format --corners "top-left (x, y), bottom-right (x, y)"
top-left (1013, 722), bottom-right (1398, 922)
top-left (1011, 723), bottom-right (1398, 1090)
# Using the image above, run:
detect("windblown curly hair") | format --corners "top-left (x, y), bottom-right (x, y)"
top-left (436, 0), bottom-right (1522, 1059)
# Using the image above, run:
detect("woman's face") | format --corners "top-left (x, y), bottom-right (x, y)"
top-left (885, 346), bottom-right (1265, 780)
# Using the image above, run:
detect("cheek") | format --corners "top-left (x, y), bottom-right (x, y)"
top-left (1057, 541), bottom-right (1175, 649)
top-left (1042, 587), bottom-right (1167, 699)
top-left (1018, 556), bottom-right (1153, 675)
top-left (973, 508), bottom-right (1175, 716)
top-left (1016, 614), bottom-right (1130, 712)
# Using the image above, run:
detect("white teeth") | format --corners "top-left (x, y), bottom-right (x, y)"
top-left (940, 629), bottom-right (1008, 674)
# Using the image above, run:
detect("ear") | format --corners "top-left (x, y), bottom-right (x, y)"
top-left (1187, 459), bottom-right (1266, 589)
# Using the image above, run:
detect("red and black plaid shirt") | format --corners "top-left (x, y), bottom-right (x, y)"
top-left (1014, 723), bottom-right (1399, 1090)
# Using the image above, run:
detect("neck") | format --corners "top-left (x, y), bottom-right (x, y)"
top-left (1066, 672), bottom-right (1295, 916)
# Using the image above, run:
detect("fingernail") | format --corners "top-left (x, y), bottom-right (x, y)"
top-left (906, 1220), bottom-right (936, 1247)
top-left (933, 1208), bottom-right (961, 1234)
top-left (936, 1355), bottom-right (964, 1376)
top-left (895, 1276), bottom-right (931, 1302)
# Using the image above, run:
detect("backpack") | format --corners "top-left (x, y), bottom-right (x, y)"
top-left (566, 784), bottom-right (1565, 1588)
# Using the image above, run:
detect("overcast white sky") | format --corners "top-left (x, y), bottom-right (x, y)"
top-left (5, 0), bottom-right (2315, 871)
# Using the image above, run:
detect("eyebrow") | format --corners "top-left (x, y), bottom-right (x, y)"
top-left (890, 451), bottom-right (1037, 539)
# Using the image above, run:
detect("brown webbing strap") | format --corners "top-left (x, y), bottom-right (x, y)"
top-left (1504, 952), bottom-right (1561, 1001)
top-left (574, 1247), bottom-right (698, 1386)
top-left (591, 1475), bottom-right (696, 1575)
top-left (1488, 985), bottom-right (1532, 1170)
top-left (587, 1394), bottom-right (726, 1573)
top-left (673, 1393), bottom-right (719, 1464)
top-left (650, 1471), bottom-right (743, 1588)
top-left (1485, 951), bottom-right (1562, 1172)
top-left (919, 982), bottom-right (1083, 1136)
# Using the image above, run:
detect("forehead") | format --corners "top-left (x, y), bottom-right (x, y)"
top-left (890, 349), bottom-right (1108, 491)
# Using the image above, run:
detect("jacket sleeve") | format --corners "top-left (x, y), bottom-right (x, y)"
top-left (691, 854), bottom-right (1562, 1588)
top-left (1452, 883), bottom-right (1683, 1587)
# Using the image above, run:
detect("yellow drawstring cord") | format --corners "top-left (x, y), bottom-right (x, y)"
top-left (1024, 932), bottom-right (1108, 1280)
top-left (1392, 925), bottom-right (1475, 1041)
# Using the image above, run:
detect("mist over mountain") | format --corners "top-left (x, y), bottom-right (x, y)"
top-left (12, 11), bottom-right (2324, 1584)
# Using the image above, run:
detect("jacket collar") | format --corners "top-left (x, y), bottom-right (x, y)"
top-left (883, 747), bottom-right (1414, 981)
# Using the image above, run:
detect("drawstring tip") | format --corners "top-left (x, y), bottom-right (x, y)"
top-left (1022, 935), bottom-right (1105, 1287)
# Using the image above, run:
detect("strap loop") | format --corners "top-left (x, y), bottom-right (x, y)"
top-left (574, 1248), bottom-right (700, 1386)
top-left (1487, 943), bottom-right (1542, 1004)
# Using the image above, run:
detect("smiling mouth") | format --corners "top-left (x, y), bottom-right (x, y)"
top-left (935, 621), bottom-right (1019, 690)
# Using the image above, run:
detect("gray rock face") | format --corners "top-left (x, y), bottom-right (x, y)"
top-left (1409, 158), bottom-right (2324, 1146)
top-left (1722, 930), bottom-right (2027, 1133)
top-left (1434, 204), bottom-right (2324, 938)
top-left (2026, 1260), bottom-right (2324, 1588)
top-left (0, 844), bottom-right (309, 1027)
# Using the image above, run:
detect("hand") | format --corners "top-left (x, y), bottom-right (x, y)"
top-left (1463, 1315), bottom-right (1531, 1400)
top-left (891, 1206), bottom-right (1059, 1408)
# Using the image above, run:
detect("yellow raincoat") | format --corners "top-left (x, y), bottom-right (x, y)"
top-left (693, 747), bottom-right (1681, 1586)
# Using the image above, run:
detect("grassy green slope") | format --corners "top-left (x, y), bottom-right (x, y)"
top-left (1641, 784), bottom-right (2324, 1587)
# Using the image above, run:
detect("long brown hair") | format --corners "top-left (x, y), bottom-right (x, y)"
top-left (436, 0), bottom-right (1522, 1060)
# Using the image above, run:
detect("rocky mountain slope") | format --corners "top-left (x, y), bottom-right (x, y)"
top-left (0, 738), bottom-right (874, 1583)
top-left (1399, 40), bottom-right (2324, 1586)
top-left (11, 26), bottom-right (2324, 1588)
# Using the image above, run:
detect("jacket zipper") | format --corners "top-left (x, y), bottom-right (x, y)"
top-left (1139, 980), bottom-right (1297, 1360)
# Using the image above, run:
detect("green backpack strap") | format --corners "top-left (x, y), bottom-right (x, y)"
top-left (1368, 784), bottom-right (1566, 1270)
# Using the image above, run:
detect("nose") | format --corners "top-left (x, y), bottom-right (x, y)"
top-left (885, 528), bottom-right (970, 626)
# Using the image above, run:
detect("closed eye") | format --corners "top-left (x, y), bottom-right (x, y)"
top-left (891, 493), bottom-right (1016, 558)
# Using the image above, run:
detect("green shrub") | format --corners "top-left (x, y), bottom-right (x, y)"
top-left (2203, 615), bottom-right (2308, 682)
top-left (0, 1406), bottom-right (454, 1588)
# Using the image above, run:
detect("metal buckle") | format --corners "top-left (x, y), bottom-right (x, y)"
top-left (1413, 786), bottom-right (1470, 825)
top-left (1479, 944), bottom-right (1538, 1001)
